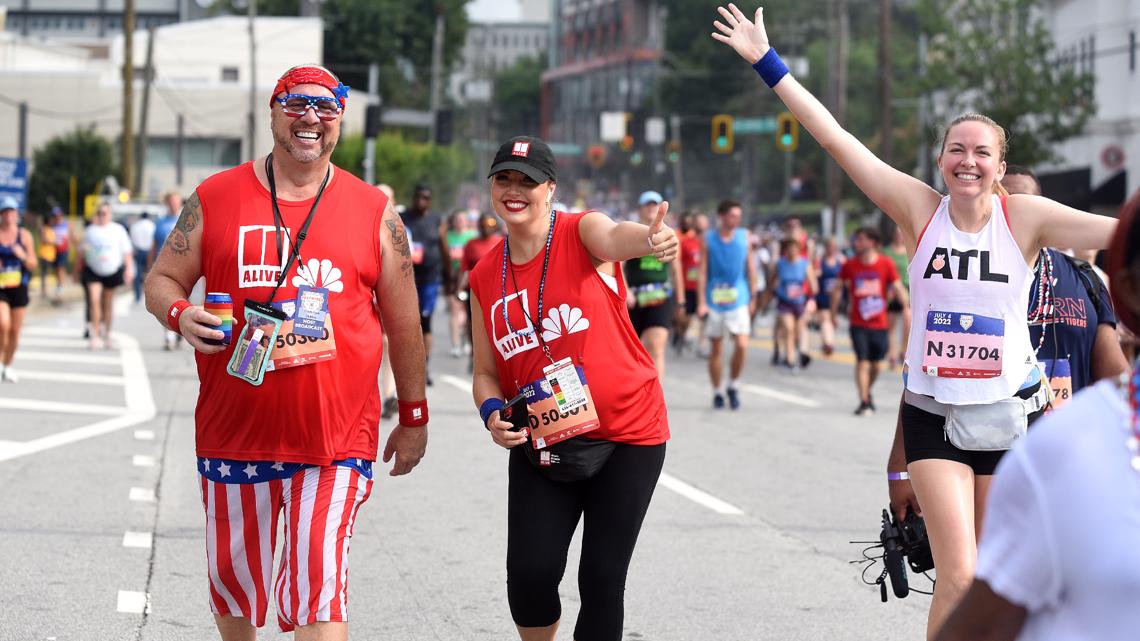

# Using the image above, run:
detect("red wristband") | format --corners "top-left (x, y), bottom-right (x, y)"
top-left (167, 299), bottom-right (191, 334)
top-left (398, 399), bottom-right (429, 427)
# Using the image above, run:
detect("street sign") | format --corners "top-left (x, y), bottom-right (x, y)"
top-left (600, 111), bottom-right (628, 143)
top-left (645, 117), bottom-right (667, 145)
top-left (0, 157), bottom-right (28, 211)
top-left (547, 143), bottom-right (583, 157)
top-left (733, 117), bottom-right (777, 134)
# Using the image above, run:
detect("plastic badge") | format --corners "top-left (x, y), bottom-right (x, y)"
top-left (226, 301), bottom-right (287, 386)
top-left (293, 285), bottom-right (329, 338)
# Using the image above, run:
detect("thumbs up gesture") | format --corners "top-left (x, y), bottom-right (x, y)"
top-left (647, 201), bottom-right (679, 263)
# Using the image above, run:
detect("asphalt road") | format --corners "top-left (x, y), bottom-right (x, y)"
top-left (0, 293), bottom-right (929, 641)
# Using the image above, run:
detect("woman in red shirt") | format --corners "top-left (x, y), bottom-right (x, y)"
top-left (469, 136), bottom-right (676, 641)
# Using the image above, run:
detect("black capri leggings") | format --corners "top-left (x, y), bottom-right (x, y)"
top-left (506, 441), bottom-right (666, 641)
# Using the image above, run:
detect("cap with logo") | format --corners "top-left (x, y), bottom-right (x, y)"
top-left (638, 191), bottom-right (663, 206)
top-left (0, 196), bottom-right (19, 212)
top-left (487, 136), bottom-right (557, 184)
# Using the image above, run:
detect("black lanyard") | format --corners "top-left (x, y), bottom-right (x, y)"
top-left (264, 153), bottom-right (330, 305)
top-left (502, 209), bottom-right (556, 363)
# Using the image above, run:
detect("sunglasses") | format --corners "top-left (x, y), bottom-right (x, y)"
top-left (274, 94), bottom-right (342, 121)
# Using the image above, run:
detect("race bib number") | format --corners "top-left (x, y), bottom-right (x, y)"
top-left (267, 298), bottom-right (337, 371)
top-left (0, 267), bottom-right (20, 288)
top-left (521, 362), bottom-right (600, 449)
top-left (922, 310), bottom-right (1004, 378)
top-left (784, 283), bottom-right (804, 300)
top-left (711, 284), bottom-right (739, 306)
top-left (635, 286), bottom-right (668, 308)
top-left (1043, 358), bottom-right (1073, 409)
top-left (686, 267), bottom-right (700, 283)
top-left (411, 242), bottom-right (424, 265)
top-left (858, 296), bottom-right (885, 320)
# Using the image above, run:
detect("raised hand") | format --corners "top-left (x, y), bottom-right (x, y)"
top-left (648, 202), bottom-right (679, 263)
top-left (711, 3), bottom-right (771, 64)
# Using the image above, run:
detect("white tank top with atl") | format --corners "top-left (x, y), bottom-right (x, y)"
top-left (905, 194), bottom-right (1035, 405)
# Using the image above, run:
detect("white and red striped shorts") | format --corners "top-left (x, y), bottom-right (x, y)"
top-left (198, 459), bottom-right (373, 631)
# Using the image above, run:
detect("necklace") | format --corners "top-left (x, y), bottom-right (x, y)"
top-left (1126, 362), bottom-right (1140, 472)
top-left (500, 208), bottom-right (557, 363)
top-left (1027, 248), bottom-right (1056, 356)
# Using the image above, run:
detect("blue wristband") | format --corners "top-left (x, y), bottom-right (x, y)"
top-left (752, 47), bottom-right (789, 88)
top-left (479, 398), bottom-right (506, 429)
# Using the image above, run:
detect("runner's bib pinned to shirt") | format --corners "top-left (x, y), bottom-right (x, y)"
top-left (711, 283), bottom-right (739, 306)
top-left (633, 283), bottom-right (670, 308)
top-left (521, 359), bottom-right (600, 450)
top-left (1042, 358), bottom-right (1073, 408)
top-left (267, 292), bottom-right (337, 371)
top-left (922, 310), bottom-right (1004, 378)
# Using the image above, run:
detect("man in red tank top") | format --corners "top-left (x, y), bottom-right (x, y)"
top-left (144, 65), bottom-right (428, 639)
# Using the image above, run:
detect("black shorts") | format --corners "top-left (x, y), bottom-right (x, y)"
top-left (0, 285), bottom-right (29, 308)
top-left (849, 326), bottom-right (889, 362)
top-left (902, 382), bottom-right (1046, 476)
top-left (684, 289), bottom-right (697, 316)
top-left (629, 298), bottom-right (675, 335)
top-left (81, 266), bottom-right (125, 289)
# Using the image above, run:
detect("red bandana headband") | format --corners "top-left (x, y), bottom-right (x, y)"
top-left (270, 66), bottom-right (349, 109)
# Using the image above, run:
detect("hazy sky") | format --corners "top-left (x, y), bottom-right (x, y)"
top-left (467, 0), bottom-right (522, 22)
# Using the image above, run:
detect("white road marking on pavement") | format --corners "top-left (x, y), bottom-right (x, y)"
top-left (18, 337), bottom-right (91, 349)
top-left (741, 384), bottom-right (821, 408)
top-left (113, 293), bottom-right (133, 318)
top-left (21, 326), bottom-right (85, 338)
top-left (129, 487), bottom-right (156, 502)
top-left (116, 590), bottom-right (151, 614)
top-left (3, 369), bottom-right (125, 386)
top-left (122, 531), bottom-right (153, 549)
top-left (0, 332), bottom-right (156, 462)
top-left (15, 351), bottom-right (121, 366)
top-left (657, 472), bottom-right (745, 515)
top-left (0, 398), bottom-right (126, 416)
top-left (441, 374), bottom-right (472, 392)
top-left (132, 455), bottom-right (156, 467)
top-left (134, 430), bottom-right (155, 441)
top-left (443, 373), bottom-right (742, 515)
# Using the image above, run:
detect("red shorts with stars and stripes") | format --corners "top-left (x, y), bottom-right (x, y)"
top-left (198, 458), bottom-right (373, 631)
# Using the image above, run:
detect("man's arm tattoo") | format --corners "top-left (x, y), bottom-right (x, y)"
top-left (166, 191), bottom-right (201, 256)
top-left (384, 213), bottom-right (413, 278)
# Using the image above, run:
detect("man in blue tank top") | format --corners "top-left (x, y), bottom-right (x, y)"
top-left (696, 200), bottom-right (757, 409)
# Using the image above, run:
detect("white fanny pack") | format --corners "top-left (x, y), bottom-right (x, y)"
top-left (903, 383), bottom-right (1049, 451)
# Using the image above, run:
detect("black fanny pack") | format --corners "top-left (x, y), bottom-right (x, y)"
top-left (522, 436), bottom-right (616, 483)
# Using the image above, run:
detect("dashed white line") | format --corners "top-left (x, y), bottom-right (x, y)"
top-left (440, 374), bottom-right (472, 393)
top-left (122, 531), bottom-right (153, 549)
top-left (8, 369), bottom-right (126, 386)
top-left (18, 337), bottom-right (91, 349)
top-left (132, 455), bottom-right (156, 467)
top-left (134, 430), bottom-right (155, 441)
top-left (128, 487), bottom-right (156, 502)
top-left (14, 351), bottom-right (121, 366)
top-left (657, 472), bottom-right (745, 515)
top-left (116, 590), bottom-right (150, 614)
top-left (741, 383), bottom-right (821, 408)
top-left (0, 398), bottom-right (126, 416)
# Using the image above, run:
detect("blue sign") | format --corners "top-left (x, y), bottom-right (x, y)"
top-left (0, 157), bottom-right (29, 211)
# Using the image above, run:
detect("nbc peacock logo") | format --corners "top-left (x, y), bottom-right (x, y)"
top-left (292, 258), bottom-right (344, 293)
top-left (541, 304), bottom-right (590, 342)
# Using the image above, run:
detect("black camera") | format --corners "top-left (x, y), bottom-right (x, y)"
top-left (853, 507), bottom-right (935, 602)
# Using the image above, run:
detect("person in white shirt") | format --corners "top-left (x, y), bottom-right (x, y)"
top-left (936, 189), bottom-right (1140, 641)
top-left (128, 213), bottom-right (155, 303)
top-left (79, 204), bottom-right (133, 349)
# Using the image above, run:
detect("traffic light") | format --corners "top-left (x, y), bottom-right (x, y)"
top-left (434, 109), bottom-right (453, 146)
top-left (587, 144), bottom-right (607, 168)
top-left (365, 104), bottom-right (382, 138)
top-left (711, 114), bottom-right (734, 154)
top-left (776, 111), bottom-right (799, 152)
top-left (620, 134), bottom-right (634, 152)
top-left (667, 140), bottom-right (682, 163)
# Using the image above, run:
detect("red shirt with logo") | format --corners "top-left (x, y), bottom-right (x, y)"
top-left (680, 231), bottom-right (702, 290)
top-left (839, 253), bottom-right (899, 330)
top-left (193, 162), bottom-right (388, 465)
top-left (468, 211), bottom-right (669, 446)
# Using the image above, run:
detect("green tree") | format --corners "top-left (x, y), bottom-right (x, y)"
top-left (27, 127), bottom-right (117, 216)
top-left (331, 132), bottom-right (475, 205)
top-left (917, 0), bottom-right (1095, 166)
top-left (494, 55), bottom-right (547, 137)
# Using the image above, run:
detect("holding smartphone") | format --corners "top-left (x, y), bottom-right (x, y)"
top-left (500, 392), bottom-right (529, 432)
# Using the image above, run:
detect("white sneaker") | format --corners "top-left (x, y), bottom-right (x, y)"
top-left (1, 366), bottom-right (19, 383)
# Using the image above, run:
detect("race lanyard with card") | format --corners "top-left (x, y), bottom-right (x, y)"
top-left (266, 295), bottom-right (337, 371)
top-left (1042, 358), bottom-right (1073, 408)
top-left (921, 310), bottom-right (1005, 378)
top-left (711, 283), bottom-right (739, 306)
top-left (226, 154), bottom-right (329, 385)
top-left (293, 285), bottom-right (329, 338)
top-left (521, 361), bottom-right (600, 449)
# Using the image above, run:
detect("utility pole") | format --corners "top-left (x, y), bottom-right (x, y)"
top-left (121, 0), bottom-right (136, 196)
top-left (824, 0), bottom-right (848, 238)
top-left (135, 25), bottom-right (155, 196)
top-left (429, 10), bottom-right (445, 144)
top-left (17, 101), bottom-right (27, 160)
top-left (878, 0), bottom-right (893, 168)
top-left (916, 32), bottom-right (932, 186)
top-left (669, 114), bottom-right (685, 212)
top-left (363, 62), bottom-right (379, 185)
top-left (175, 114), bottom-right (184, 187)
top-left (248, 0), bottom-right (258, 160)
